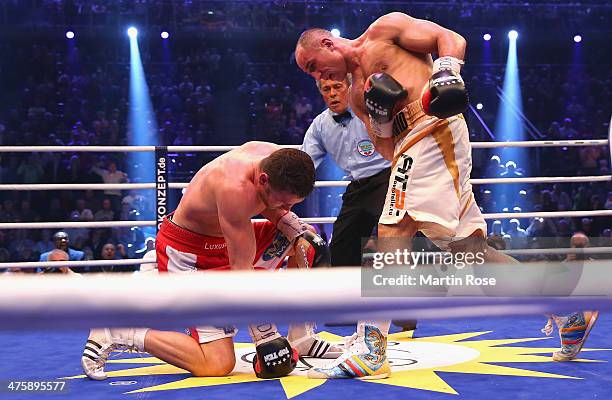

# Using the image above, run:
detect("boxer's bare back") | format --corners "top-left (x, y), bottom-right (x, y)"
top-left (172, 141), bottom-right (297, 237)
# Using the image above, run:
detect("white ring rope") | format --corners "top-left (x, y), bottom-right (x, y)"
top-left (0, 139), bottom-right (607, 153)
top-left (0, 175), bottom-right (609, 192)
top-left (0, 221), bottom-right (156, 229)
top-left (2, 264), bottom-right (612, 330)
top-left (1, 210), bottom-right (611, 230)
top-left (2, 247), bottom-right (611, 270)
top-left (0, 258), bottom-right (151, 269)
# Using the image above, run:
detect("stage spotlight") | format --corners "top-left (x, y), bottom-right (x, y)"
top-left (65, 31), bottom-right (75, 39)
top-left (483, 33), bottom-right (491, 41)
top-left (476, 103), bottom-right (484, 110)
top-left (161, 31), bottom-right (169, 39)
top-left (573, 35), bottom-right (582, 43)
top-left (330, 28), bottom-right (341, 38)
top-left (127, 27), bottom-right (138, 38)
top-left (508, 30), bottom-right (518, 40)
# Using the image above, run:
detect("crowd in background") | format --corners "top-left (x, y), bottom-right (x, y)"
top-left (2, 1), bottom-right (607, 34)
top-left (0, 1), bottom-right (610, 267)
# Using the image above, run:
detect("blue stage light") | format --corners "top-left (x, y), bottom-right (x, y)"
top-left (573, 35), bottom-right (582, 43)
top-left (161, 31), bottom-right (169, 39)
top-left (483, 33), bottom-right (491, 41)
top-left (65, 31), bottom-right (75, 39)
top-left (508, 30), bottom-right (518, 40)
top-left (330, 28), bottom-right (341, 38)
top-left (127, 27), bottom-right (138, 38)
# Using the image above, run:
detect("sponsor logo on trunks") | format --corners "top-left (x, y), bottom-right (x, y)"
top-left (214, 325), bottom-right (237, 335)
top-left (388, 155), bottom-right (413, 216)
top-left (204, 242), bottom-right (227, 250)
top-left (357, 139), bottom-right (375, 157)
top-left (262, 232), bottom-right (291, 261)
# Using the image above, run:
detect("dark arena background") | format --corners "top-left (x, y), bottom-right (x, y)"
top-left (0, 1), bottom-right (611, 400)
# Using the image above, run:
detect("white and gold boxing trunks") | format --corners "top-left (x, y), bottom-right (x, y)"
top-left (379, 100), bottom-right (487, 249)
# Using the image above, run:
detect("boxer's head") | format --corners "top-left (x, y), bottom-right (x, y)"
top-left (258, 149), bottom-right (315, 211)
top-left (295, 28), bottom-right (347, 81)
top-left (317, 77), bottom-right (350, 114)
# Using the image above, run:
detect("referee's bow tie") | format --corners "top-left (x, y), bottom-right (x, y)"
top-left (332, 111), bottom-right (352, 124)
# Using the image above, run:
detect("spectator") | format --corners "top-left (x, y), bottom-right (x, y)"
top-left (573, 186), bottom-right (591, 211)
top-left (505, 218), bottom-right (528, 249)
top-left (551, 184), bottom-right (572, 211)
top-left (94, 198), bottom-right (115, 221)
top-left (91, 161), bottom-right (128, 211)
top-left (17, 154), bottom-right (44, 183)
top-left (42, 248), bottom-right (81, 275)
top-left (19, 199), bottom-right (39, 222)
top-left (71, 198), bottom-right (94, 221)
top-left (294, 96), bottom-right (313, 122)
top-left (605, 192), bottom-right (612, 210)
top-left (564, 232), bottom-right (591, 262)
top-left (0, 199), bottom-right (19, 222)
top-left (485, 155), bottom-right (505, 177)
top-left (39, 231), bottom-right (85, 262)
top-left (559, 117), bottom-right (577, 139)
top-left (34, 229), bottom-right (54, 256)
top-left (98, 242), bottom-right (127, 272)
top-left (489, 220), bottom-right (505, 239)
top-left (66, 211), bottom-right (91, 244)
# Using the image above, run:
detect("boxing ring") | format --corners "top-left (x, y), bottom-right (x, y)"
top-left (0, 137), bottom-right (611, 400)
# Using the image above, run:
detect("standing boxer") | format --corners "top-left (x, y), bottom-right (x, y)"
top-left (294, 12), bottom-right (550, 379)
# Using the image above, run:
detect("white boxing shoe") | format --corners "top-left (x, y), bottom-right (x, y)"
top-left (81, 328), bottom-right (140, 380)
top-left (291, 332), bottom-right (343, 359)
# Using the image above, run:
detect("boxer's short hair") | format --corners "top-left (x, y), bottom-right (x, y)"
top-left (261, 149), bottom-right (315, 198)
top-left (297, 28), bottom-right (331, 50)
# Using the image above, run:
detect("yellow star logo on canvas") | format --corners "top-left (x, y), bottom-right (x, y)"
top-left (64, 330), bottom-right (610, 398)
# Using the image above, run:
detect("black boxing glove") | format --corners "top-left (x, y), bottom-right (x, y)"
top-left (295, 230), bottom-right (331, 269)
top-left (364, 72), bottom-right (408, 138)
top-left (252, 336), bottom-right (299, 379)
top-left (420, 56), bottom-right (468, 119)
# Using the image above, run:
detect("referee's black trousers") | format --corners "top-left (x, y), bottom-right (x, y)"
top-left (330, 168), bottom-right (391, 267)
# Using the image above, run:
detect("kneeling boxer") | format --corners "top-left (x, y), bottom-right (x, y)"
top-left (81, 142), bottom-right (341, 380)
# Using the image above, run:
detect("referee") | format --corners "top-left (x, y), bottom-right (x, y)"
top-left (301, 77), bottom-right (391, 267)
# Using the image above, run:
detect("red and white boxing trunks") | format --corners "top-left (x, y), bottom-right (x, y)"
top-left (156, 215), bottom-right (293, 273)
top-left (155, 214), bottom-right (294, 342)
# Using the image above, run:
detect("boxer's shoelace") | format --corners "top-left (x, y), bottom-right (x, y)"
top-left (541, 316), bottom-right (555, 336)
top-left (96, 344), bottom-right (140, 369)
top-left (95, 344), bottom-right (117, 370)
top-left (343, 333), bottom-right (359, 349)
top-left (322, 334), bottom-right (363, 369)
